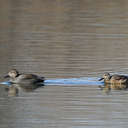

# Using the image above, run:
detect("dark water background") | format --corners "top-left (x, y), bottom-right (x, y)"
top-left (1, 0), bottom-right (128, 128)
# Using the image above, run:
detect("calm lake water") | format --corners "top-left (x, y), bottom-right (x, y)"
top-left (1, 0), bottom-right (128, 128)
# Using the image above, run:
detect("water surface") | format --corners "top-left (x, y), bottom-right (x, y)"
top-left (0, 0), bottom-right (128, 128)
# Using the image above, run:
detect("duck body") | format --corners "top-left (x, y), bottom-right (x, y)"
top-left (108, 75), bottom-right (128, 84)
top-left (99, 73), bottom-right (128, 90)
top-left (4, 69), bottom-right (45, 85)
top-left (99, 73), bottom-right (128, 84)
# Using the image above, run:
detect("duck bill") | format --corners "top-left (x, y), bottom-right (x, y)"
top-left (4, 75), bottom-right (9, 78)
top-left (99, 78), bottom-right (104, 81)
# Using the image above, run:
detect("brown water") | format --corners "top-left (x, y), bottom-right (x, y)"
top-left (1, 0), bottom-right (128, 128)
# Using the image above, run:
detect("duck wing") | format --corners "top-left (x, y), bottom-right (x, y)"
top-left (112, 75), bottom-right (128, 80)
top-left (19, 74), bottom-right (45, 82)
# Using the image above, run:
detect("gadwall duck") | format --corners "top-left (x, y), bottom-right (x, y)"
top-left (4, 69), bottom-right (45, 85)
top-left (99, 73), bottom-right (128, 84)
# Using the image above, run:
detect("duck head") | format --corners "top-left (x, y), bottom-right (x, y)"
top-left (4, 69), bottom-right (19, 78)
top-left (99, 73), bottom-right (111, 81)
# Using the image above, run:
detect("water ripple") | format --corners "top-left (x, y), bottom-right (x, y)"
top-left (0, 77), bottom-right (103, 86)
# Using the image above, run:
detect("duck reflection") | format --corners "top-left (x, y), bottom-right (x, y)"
top-left (5, 83), bottom-right (44, 96)
top-left (99, 83), bottom-right (128, 93)
top-left (5, 85), bottom-right (19, 97)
